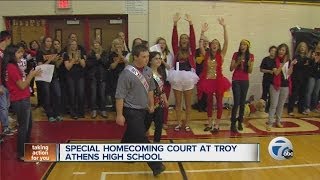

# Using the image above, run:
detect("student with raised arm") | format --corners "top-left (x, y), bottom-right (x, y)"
top-left (197, 19), bottom-right (231, 133)
top-left (167, 13), bottom-right (199, 132)
top-left (229, 39), bottom-right (254, 133)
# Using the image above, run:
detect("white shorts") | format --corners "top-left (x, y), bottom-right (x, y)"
top-left (171, 83), bottom-right (195, 91)
top-left (167, 70), bottom-right (199, 91)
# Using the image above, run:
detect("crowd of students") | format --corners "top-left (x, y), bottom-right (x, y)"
top-left (1, 13), bottom-right (320, 162)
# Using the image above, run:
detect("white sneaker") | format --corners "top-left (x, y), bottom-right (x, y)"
top-left (305, 109), bottom-right (311, 113)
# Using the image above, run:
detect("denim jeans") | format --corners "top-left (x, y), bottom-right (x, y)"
top-left (288, 78), bottom-right (307, 113)
top-left (305, 77), bottom-right (320, 110)
top-left (268, 85), bottom-right (289, 124)
top-left (67, 77), bottom-right (85, 116)
top-left (36, 81), bottom-right (44, 106)
top-left (261, 80), bottom-right (272, 112)
top-left (42, 78), bottom-right (62, 118)
top-left (59, 76), bottom-right (70, 114)
top-left (231, 80), bottom-right (249, 123)
top-left (11, 98), bottom-right (32, 158)
top-left (90, 78), bottom-right (106, 111)
top-left (0, 85), bottom-right (10, 128)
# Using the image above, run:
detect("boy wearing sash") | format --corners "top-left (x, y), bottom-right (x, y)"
top-left (115, 45), bottom-right (165, 176)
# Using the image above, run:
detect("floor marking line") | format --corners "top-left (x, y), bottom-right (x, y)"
top-left (100, 171), bottom-right (180, 180)
top-left (185, 163), bottom-right (320, 173)
top-left (72, 172), bottom-right (87, 175)
top-left (103, 170), bottom-right (180, 175)
top-left (99, 163), bottom-right (320, 179)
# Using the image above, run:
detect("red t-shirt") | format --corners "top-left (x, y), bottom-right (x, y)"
top-left (6, 63), bottom-right (30, 102)
top-left (231, 52), bottom-right (254, 81)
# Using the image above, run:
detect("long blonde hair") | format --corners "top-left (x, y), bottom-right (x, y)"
top-left (110, 38), bottom-right (124, 53)
top-left (67, 40), bottom-right (79, 59)
top-left (91, 40), bottom-right (103, 55)
top-left (295, 42), bottom-right (309, 57)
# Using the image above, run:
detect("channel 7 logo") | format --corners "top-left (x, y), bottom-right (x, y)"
top-left (268, 137), bottom-right (294, 160)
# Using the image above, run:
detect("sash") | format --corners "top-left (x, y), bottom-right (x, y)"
top-left (153, 73), bottom-right (163, 92)
top-left (125, 65), bottom-right (149, 93)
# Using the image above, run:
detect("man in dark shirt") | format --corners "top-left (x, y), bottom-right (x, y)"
top-left (260, 46), bottom-right (276, 112)
top-left (115, 45), bottom-right (165, 176)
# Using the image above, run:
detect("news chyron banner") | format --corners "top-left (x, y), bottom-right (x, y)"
top-left (24, 143), bottom-right (260, 162)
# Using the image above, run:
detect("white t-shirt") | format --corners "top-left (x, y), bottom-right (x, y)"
top-left (17, 58), bottom-right (27, 80)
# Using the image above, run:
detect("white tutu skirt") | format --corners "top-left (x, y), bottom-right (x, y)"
top-left (167, 70), bottom-right (199, 87)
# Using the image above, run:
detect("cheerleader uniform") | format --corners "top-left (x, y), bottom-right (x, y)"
top-left (167, 24), bottom-right (199, 91)
top-left (198, 52), bottom-right (231, 120)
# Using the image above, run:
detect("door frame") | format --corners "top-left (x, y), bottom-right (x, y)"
top-left (4, 14), bottom-right (129, 51)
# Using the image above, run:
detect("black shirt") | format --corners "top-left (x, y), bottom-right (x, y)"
top-left (36, 49), bottom-right (60, 79)
top-left (106, 51), bottom-right (128, 91)
top-left (292, 54), bottom-right (310, 82)
top-left (63, 45), bottom-right (86, 56)
top-left (86, 50), bottom-right (108, 81)
top-left (63, 51), bottom-right (86, 78)
top-left (175, 60), bottom-right (191, 71)
top-left (195, 48), bottom-right (209, 75)
top-left (260, 56), bottom-right (275, 83)
top-left (308, 59), bottom-right (320, 79)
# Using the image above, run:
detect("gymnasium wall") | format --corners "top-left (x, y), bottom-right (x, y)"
top-left (1, 1), bottom-right (320, 101)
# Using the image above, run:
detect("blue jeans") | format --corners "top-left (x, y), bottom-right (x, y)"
top-left (42, 78), bottom-right (62, 118)
top-left (231, 80), bottom-right (249, 123)
top-left (305, 77), bottom-right (320, 110)
top-left (90, 79), bottom-right (106, 111)
top-left (11, 98), bottom-right (32, 158)
top-left (0, 85), bottom-right (10, 128)
top-left (67, 77), bottom-right (85, 116)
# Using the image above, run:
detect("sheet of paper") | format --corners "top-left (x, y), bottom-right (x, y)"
top-left (35, 64), bottom-right (55, 83)
top-left (149, 44), bottom-right (162, 54)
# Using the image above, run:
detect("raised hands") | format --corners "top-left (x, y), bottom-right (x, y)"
top-left (184, 14), bottom-right (192, 23)
top-left (201, 23), bottom-right (209, 33)
top-left (199, 39), bottom-right (204, 48)
top-left (218, 17), bottom-right (226, 27)
top-left (173, 13), bottom-right (181, 23)
top-left (173, 13), bottom-right (192, 24)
